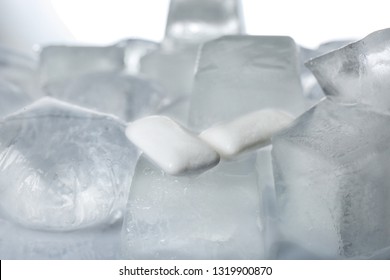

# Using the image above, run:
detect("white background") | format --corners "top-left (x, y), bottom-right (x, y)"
top-left (0, 0), bottom-right (389, 53)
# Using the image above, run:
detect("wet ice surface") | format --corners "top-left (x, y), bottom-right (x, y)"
top-left (189, 35), bottom-right (305, 131)
top-left (0, 79), bottom-right (32, 118)
top-left (46, 72), bottom-right (167, 122)
top-left (272, 99), bottom-right (390, 258)
top-left (0, 98), bottom-right (138, 231)
top-left (164, 0), bottom-right (244, 48)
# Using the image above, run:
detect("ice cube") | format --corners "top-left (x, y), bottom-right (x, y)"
top-left (126, 116), bottom-right (219, 175)
top-left (38, 45), bottom-right (125, 85)
top-left (0, 98), bottom-right (138, 231)
top-left (121, 154), bottom-right (264, 259)
top-left (115, 39), bottom-right (159, 75)
top-left (189, 35), bottom-right (305, 131)
top-left (46, 72), bottom-right (167, 121)
top-left (305, 28), bottom-right (390, 112)
top-left (272, 99), bottom-right (390, 259)
top-left (0, 79), bottom-right (32, 118)
top-left (164, 0), bottom-right (244, 48)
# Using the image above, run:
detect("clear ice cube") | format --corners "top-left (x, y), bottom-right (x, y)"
top-left (164, 0), bottom-right (244, 48)
top-left (121, 154), bottom-right (263, 259)
top-left (38, 45), bottom-right (125, 85)
top-left (272, 99), bottom-right (390, 258)
top-left (306, 28), bottom-right (390, 112)
top-left (189, 35), bottom-right (305, 131)
top-left (46, 72), bottom-right (168, 121)
top-left (0, 98), bottom-right (138, 231)
top-left (122, 35), bottom-right (306, 259)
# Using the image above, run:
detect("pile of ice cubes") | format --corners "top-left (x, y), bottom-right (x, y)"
top-left (0, 0), bottom-right (389, 259)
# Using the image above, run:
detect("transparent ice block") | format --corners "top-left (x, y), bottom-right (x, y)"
top-left (0, 98), bottom-right (138, 231)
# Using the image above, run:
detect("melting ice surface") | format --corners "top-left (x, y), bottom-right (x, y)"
top-left (0, 98), bottom-right (138, 231)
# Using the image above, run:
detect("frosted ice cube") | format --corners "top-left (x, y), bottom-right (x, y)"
top-left (306, 28), bottom-right (390, 112)
top-left (46, 72), bottom-right (167, 121)
top-left (0, 98), bottom-right (138, 231)
top-left (189, 35), bottom-right (305, 131)
top-left (39, 45), bottom-right (125, 85)
top-left (140, 46), bottom-right (199, 102)
top-left (164, 0), bottom-right (244, 48)
top-left (126, 116), bottom-right (219, 175)
top-left (0, 79), bottom-right (32, 118)
top-left (121, 154), bottom-right (264, 259)
top-left (0, 217), bottom-right (122, 259)
top-left (272, 99), bottom-right (390, 259)
top-left (115, 39), bottom-right (159, 74)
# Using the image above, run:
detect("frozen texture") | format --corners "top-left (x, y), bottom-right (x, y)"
top-left (200, 109), bottom-right (294, 158)
top-left (126, 116), bottom-right (219, 175)
top-left (306, 28), bottom-right (390, 111)
top-left (164, 0), bottom-right (244, 48)
top-left (0, 79), bottom-right (32, 118)
top-left (39, 45), bottom-right (125, 85)
top-left (122, 154), bottom-right (263, 259)
top-left (272, 99), bottom-right (390, 258)
top-left (115, 39), bottom-right (159, 74)
top-left (189, 35), bottom-right (305, 130)
top-left (0, 98), bottom-right (138, 231)
top-left (46, 72), bottom-right (167, 121)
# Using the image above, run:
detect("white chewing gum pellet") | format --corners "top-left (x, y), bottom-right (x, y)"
top-left (199, 109), bottom-right (295, 158)
top-left (126, 116), bottom-right (220, 175)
